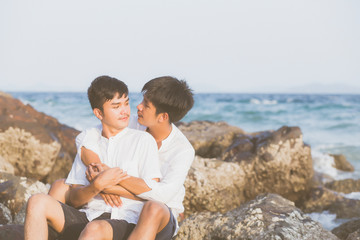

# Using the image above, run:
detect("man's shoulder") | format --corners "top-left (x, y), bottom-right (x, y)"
top-left (170, 125), bottom-right (194, 152)
top-left (126, 128), bottom-right (154, 141)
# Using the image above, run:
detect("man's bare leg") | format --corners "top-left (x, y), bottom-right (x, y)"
top-left (48, 178), bottom-right (70, 203)
top-left (128, 201), bottom-right (170, 240)
top-left (78, 220), bottom-right (113, 240)
top-left (24, 193), bottom-right (65, 240)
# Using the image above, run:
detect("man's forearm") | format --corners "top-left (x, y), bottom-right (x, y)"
top-left (103, 185), bottom-right (143, 201)
top-left (119, 176), bottom-right (152, 195)
top-left (68, 183), bottom-right (101, 208)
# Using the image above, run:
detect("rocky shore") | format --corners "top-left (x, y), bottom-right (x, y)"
top-left (1, 92), bottom-right (360, 239)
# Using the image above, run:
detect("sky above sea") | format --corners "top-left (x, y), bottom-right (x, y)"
top-left (1, 0), bottom-right (360, 94)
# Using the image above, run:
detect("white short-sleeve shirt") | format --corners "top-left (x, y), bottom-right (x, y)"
top-left (66, 126), bottom-right (161, 224)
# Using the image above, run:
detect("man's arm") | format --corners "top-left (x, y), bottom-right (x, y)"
top-left (67, 167), bottom-right (128, 208)
top-left (81, 147), bottom-right (142, 201)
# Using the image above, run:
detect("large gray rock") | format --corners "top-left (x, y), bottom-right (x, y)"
top-left (0, 202), bottom-right (12, 225)
top-left (0, 93), bottom-right (79, 183)
top-left (176, 193), bottom-right (338, 240)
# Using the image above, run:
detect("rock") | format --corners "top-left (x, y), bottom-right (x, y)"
top-left (177, 121), bottom-right (245, 158)
top-left (0, 224), bottom-right (24, 240)
top-left (176, 193), bottom-right (338, 240)
top-left (332, 219), bottom-right (360, 240)
top-left (0, 203), bottom-right (12, 224)
top-left (330, 154), bottom-right (354, 172)
top-left (183, 126), bottom-right (313, 214)
top-left (325, 179), bottom-right (360, 194)
top-left (0, 155), bottom-right (15, 174)
top-left (346, 229), bottom-right (360, 240)
top-left (0, 94), bottom-right (79, 183)
top-left (0, 172), bottom-right (49, 221)
top-left (300, 186), bottom-right (360, 219)
top-left (183, 156), bottom-right (246, 214)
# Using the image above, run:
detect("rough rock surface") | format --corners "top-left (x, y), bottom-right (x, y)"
top-left (0, 224), bottom-right (24, 240)
top-left (330, 154), bottom-right (354, 172)
top-left (0, 172), bottom-right (49, 221)
top-left (183, 125), bottom-right (313, 214)
top-left (176, 193), bottom-right (338, 240)
top-left (325, 179), bottom-right (360, 194)
top-left (0, 202), bottom-right (12, 224)
top-left (300, 186), bottom-right (360, 219)
top-left (177, 121), bottom-right (244, 158)
top-left (346, 229), bottom-right (360, 240)
top-left (332, 219), bottom-right (360, 240)
top-left (0, 93), bottom-right (79, 182)
top-left (0, 155), bottom-right (15, 175)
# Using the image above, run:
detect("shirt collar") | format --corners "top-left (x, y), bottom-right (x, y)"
top-left (159, 123), bottom-right (176, 150)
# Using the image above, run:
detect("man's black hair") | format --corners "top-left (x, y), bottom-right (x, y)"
top-left (87, 75), bottom-right (128, 111)
top-left (142, 76), bottom-right (194, 123)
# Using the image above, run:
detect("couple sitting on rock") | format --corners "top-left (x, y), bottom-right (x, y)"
top-left (24, 75), bottom-right (195, 240)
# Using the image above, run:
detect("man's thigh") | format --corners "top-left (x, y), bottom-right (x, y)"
top-left (49, 202), bottom-right (89, 240)
top-left (105, 219), bottom-right (136, 240)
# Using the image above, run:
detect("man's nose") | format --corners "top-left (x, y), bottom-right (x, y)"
top-left (137, 103), bottom-right (143, 111)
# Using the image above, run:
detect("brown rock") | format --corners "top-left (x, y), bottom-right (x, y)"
top-left (183, 125), bottom-right (314, 215)
top-left (0, 94), bottom-right (79, 182)
top-left (300, 186), bottom-right (360, 219)
top-left (177, 121), bottom-right (244, 158)
top-left (325, 179), bottom-right (360, 194)
top-left (331, 154), bottom-right (354, 172)
top-left (176, 193), bottom-right (339, 240)
top-left (347, 229), bottom-right (360, 240)
top-left (332, 219), bottom-right (360, 240)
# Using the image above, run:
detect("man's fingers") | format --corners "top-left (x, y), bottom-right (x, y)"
top-left (101, 193), bottom-right (115, 207)
top-left (108, 194), bottom-right (122, 208)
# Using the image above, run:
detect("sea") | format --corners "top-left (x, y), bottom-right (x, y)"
top-left (9, 92), bottom-right (360, 230)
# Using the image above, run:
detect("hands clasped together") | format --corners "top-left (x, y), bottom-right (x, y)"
top-left (86, 163), bottom-right (129, 208)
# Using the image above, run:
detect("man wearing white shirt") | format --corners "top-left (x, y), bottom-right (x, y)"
top-left (48, 76), bottom-right (195, 239)
top-left (24, 76), bottom-right (162, 240)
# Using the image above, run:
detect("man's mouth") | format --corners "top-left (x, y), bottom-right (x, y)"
top-left (118, 115), bottom-right (129, 121)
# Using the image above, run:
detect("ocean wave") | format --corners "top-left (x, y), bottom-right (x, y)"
top-left (306, 211), bottom-right (347, 231)
top-left (250, 98), bottom-right (278, 105)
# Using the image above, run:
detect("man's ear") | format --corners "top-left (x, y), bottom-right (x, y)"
top-left (158, 112), bottom-right (169, 123)
top-left (93, 108), bottom-right (103, 120)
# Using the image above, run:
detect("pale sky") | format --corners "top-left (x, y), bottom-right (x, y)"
top-left (1, 0), bottom-right (360, 93)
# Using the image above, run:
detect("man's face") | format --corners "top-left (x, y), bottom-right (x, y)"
top-left (137, 97), bottom-right (158, 127)
top-left (100, 93), bottom-right (130, 130)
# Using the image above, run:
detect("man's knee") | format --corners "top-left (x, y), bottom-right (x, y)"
top-left (80, 221), bottom-right (110, 240)
top-left (143, 201), bottom-right (169, 218)
top-left (26, 193), bottom-right (49, 212)
top-left (48, 178), bottom-right (69, 203)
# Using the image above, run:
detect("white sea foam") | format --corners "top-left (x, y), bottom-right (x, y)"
top-left (306, 211), bottom-right (347, 231)
top-left (342, 192), bottom-right (360, 200)
top-left (250, 98), bottom-right (277, 105)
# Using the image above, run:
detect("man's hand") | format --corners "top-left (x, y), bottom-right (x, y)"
top-left (100, 193), bottom-right (123, 207)
top-left (86, 163), bottom-right (111, 182)
top-left (92, 167), bottom-right (130, 192)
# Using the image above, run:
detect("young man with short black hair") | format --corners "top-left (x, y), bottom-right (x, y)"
top-left (24, 76), bottom-right (162, 240)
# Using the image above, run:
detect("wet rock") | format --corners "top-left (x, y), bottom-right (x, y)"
top-left (0, 172), bottom-right (48, 221)
top-left (300, 186), bottom-right (360, 219)
top-left (332, 219), bottom-right (360, 240)
top-left (330, 154), bottom-right (354, 172)
top-left (325, 179), bottom-right (360, 194)
top-left (0, 94), bottom-right (79, 183)
top-left (177, 121), bottom-right (244, 158)
top-left (0, 224), bottom-right (24, 240)
top-left (176, 193), bottom-right (338, 240)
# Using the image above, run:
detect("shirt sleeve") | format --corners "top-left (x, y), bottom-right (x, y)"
top-left (137, 147), bottom-right (195, 204)
top-left (137, 133), bottom-right (162, 182)
top-left (65, 126), bottom-right (102, 186)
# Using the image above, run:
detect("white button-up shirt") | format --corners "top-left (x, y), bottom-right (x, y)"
top-left (66, 127), bottom-right (161, 224)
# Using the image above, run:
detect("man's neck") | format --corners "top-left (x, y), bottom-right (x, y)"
top-left (147, 123), bottom-right (172, 149)
top-left (101, 125), bottom-right (125, 139)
